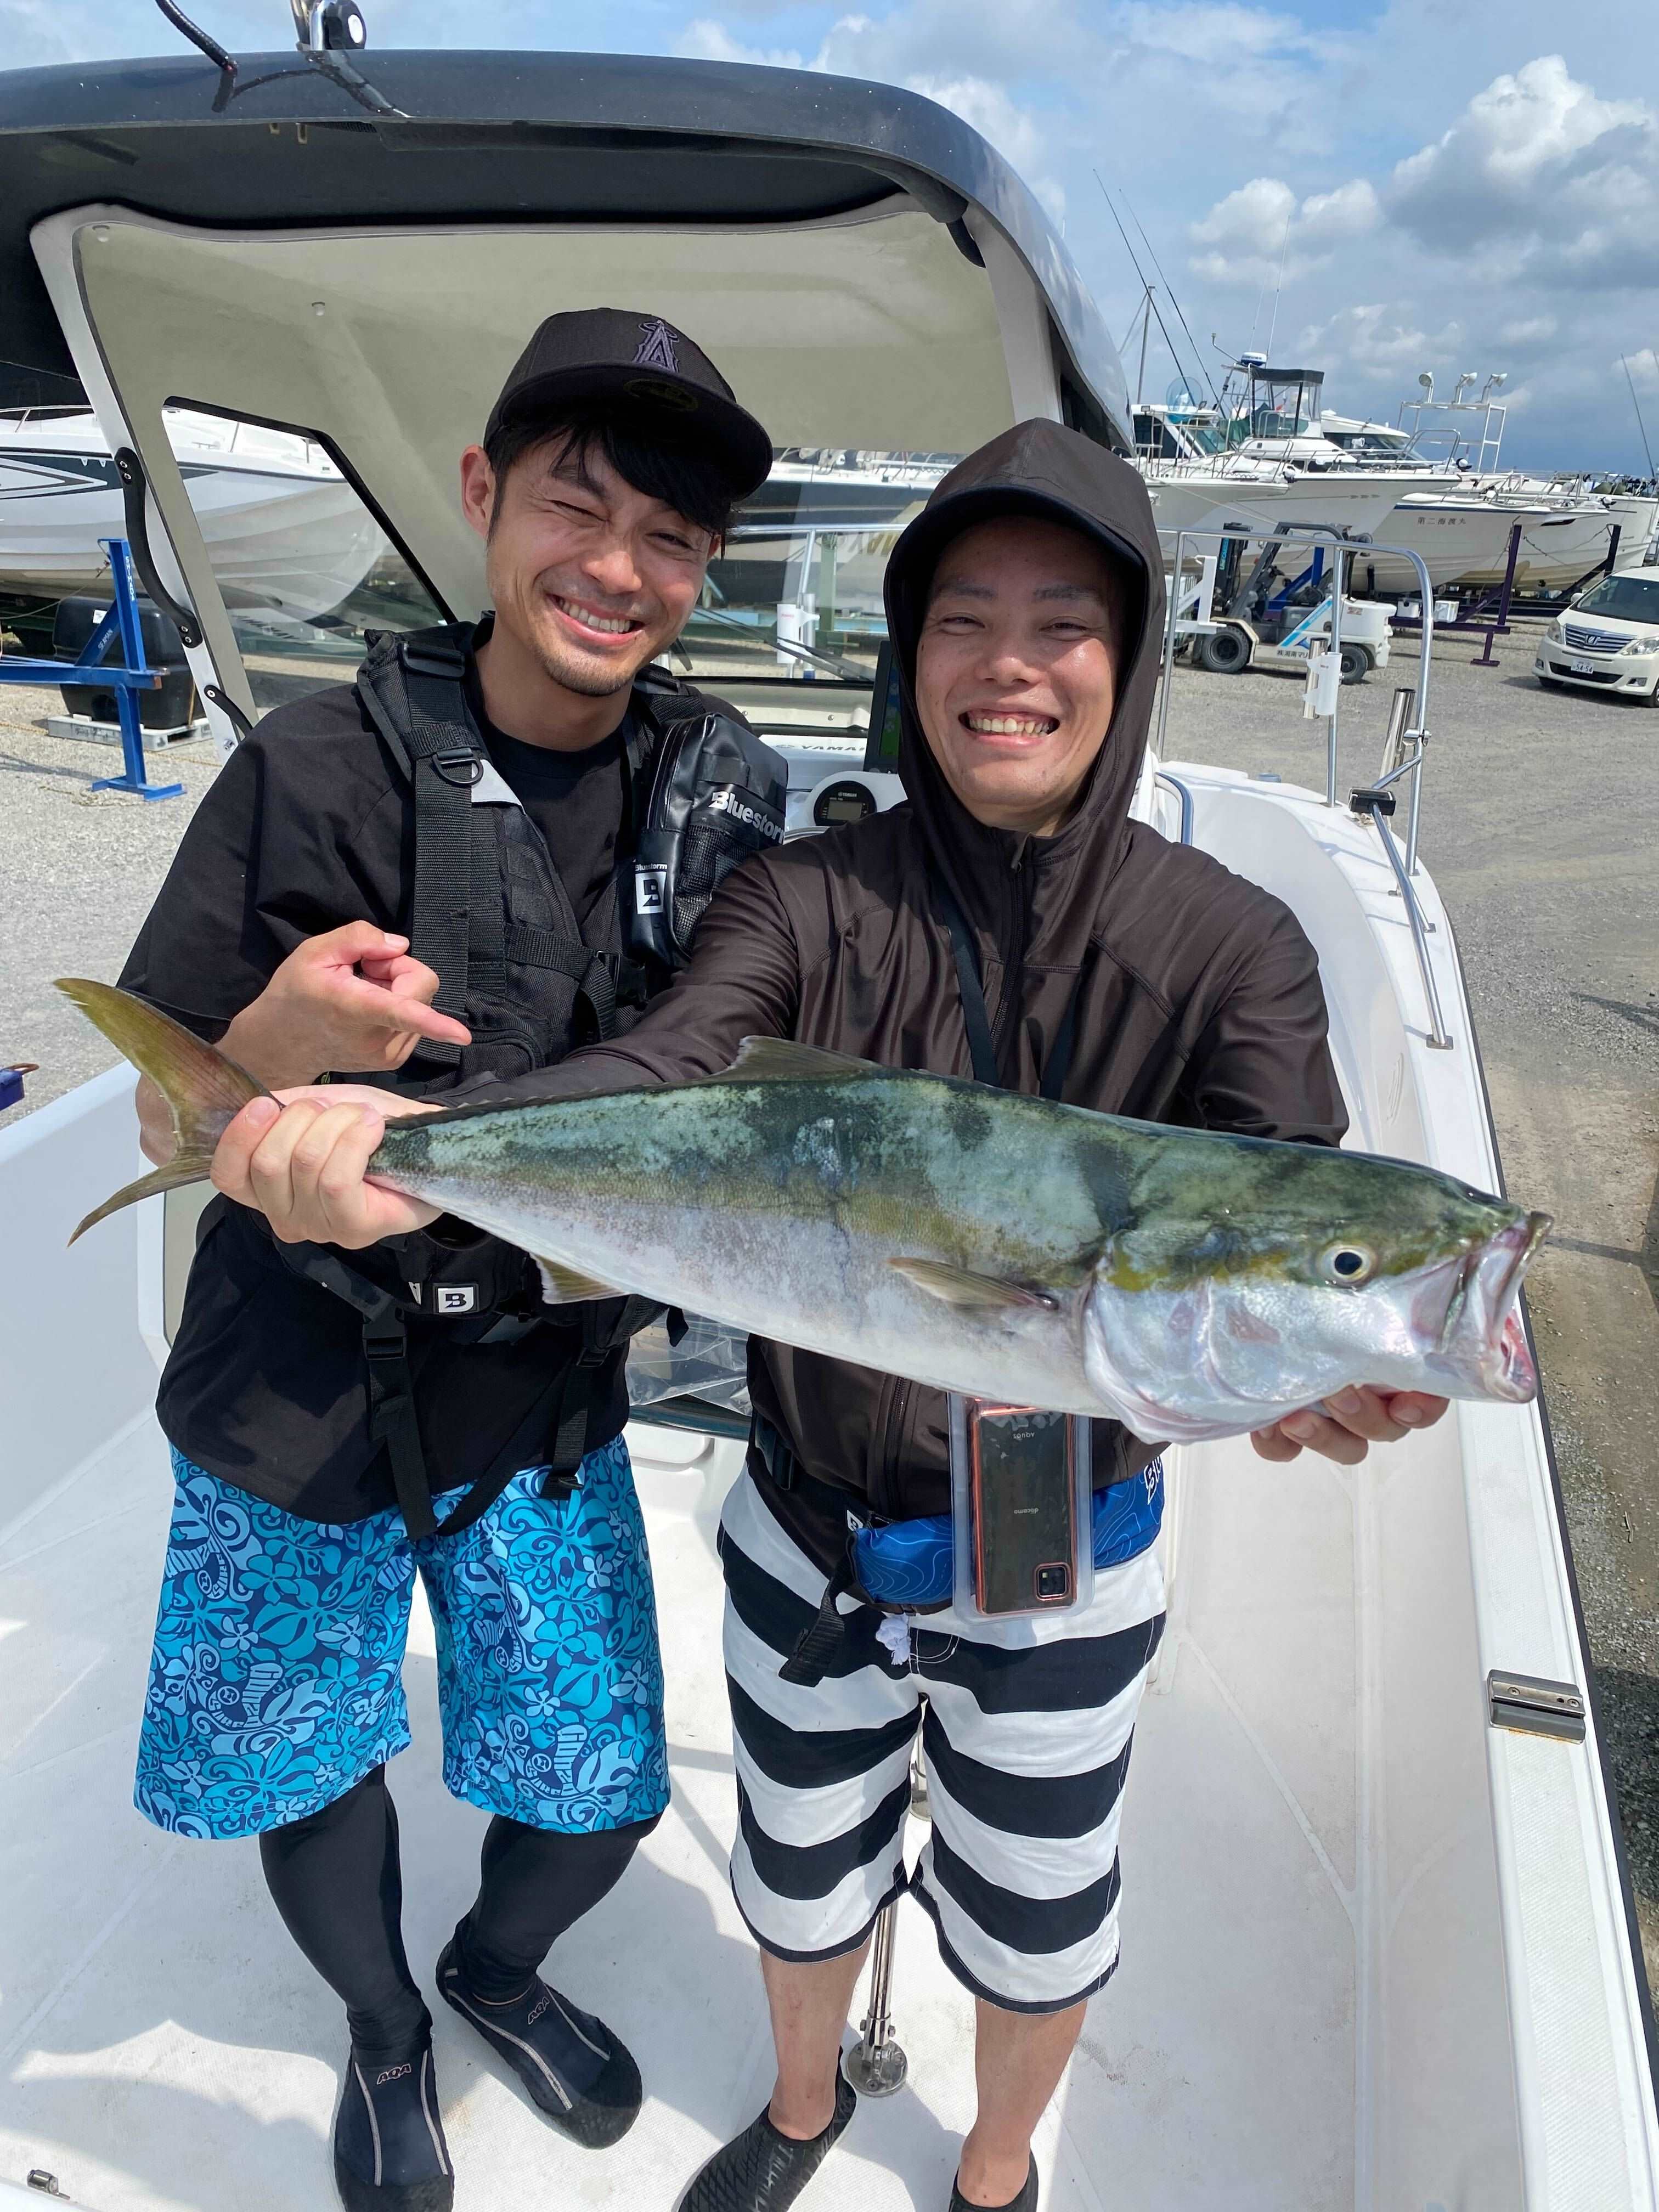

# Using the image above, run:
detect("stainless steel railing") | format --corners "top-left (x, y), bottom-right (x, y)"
top-left (1153, 526), bottom-right (1450, 1048)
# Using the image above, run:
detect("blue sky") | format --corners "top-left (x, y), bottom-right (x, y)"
top-left (7, 0), bottom-right (1658, 472)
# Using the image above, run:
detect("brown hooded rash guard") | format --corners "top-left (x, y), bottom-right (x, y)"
top-left (469, 420), bottom-right (1348, 1558)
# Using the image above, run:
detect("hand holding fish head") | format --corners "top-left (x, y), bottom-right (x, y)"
top-left (1080, 1144), bottom-right (1549, 1445)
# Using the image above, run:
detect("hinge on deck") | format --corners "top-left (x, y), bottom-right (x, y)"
top-left (1487, 1669), bottom-right (1586, 1743)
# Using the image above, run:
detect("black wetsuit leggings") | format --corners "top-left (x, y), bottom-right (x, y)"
top-left (259, 1764), bottom-right (657, 2068)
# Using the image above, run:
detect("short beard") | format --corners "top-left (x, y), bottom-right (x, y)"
top-left (530, 631), bottom-right (645, 699)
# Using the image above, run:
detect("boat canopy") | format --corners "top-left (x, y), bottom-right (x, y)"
top-left (0, 50), bottom-right (1128, 714)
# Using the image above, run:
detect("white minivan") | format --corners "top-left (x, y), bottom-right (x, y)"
top-left (1535, 565), bottom-right (1659, 704)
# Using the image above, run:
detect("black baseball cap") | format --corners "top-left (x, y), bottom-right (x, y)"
top-left (484, 307), bottom-right (774, 500)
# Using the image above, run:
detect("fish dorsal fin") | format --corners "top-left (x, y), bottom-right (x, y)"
top-left (532, 1255), bottom-right (625, 1306)
top-left (701, 1036), bottom-right (887, 1085)
top-left (888, 1258), bottom-right (1057, 1312)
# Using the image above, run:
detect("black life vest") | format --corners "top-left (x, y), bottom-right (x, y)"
top-left (284, 620), bottom-right (787, 1541)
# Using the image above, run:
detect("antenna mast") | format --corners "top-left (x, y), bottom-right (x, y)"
top-left (1265, 207), bottom-right (1293, 358)
top-left (1621, 356), bottom-right (1656, 481)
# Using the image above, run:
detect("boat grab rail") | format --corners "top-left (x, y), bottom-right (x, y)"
top-left (1156, 524), bottom-right (1450, 1048)
top-left (1153, 770), bottom-right (1194, 846)
top-left (1347, 785), bottom-right (1452, 1049)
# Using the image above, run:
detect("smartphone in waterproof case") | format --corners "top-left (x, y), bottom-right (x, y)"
top-left (969, 1404), bottom-right (1079, 1615)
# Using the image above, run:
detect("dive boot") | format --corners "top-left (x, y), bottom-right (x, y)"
top-left (437, 1929), bottom-right (642, 2147)
top-left (675, 2065), bottom-right (856, 2212)
top-left (332, 2040), bottom-right (453, 2212)
top-left (948, 2156), bottom-right (1038, 2211)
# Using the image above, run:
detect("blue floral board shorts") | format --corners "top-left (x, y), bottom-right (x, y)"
top-left (136, 1437), bottom-right (668, 1842)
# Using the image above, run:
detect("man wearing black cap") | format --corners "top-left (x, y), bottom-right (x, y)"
top-left (117, 310), bottom-right (776, 2211)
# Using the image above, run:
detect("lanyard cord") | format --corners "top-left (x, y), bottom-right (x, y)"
top-left (933, 878), bottom-right (1089, 1101)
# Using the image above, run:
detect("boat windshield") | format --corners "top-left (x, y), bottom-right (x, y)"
top-left (158, 432), bottom-right (952, 712)
top-left (1177, 417), bottom-right (1231, 456)
top-left (1575, 573), bottom-right (1659, 624)
top-left (674, 449), bottom-right (952, 689)
top-left (1247, 370), bottom-right (1323, 442)
top-left (1131, 413), bottom-right (1230, 461)
top-left (1328, 428), bottom-right (1417, 460)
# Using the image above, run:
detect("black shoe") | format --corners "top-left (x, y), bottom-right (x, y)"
top-left (332, 2041), bottom-right (454, 2212)
top-left (676, 2067), bottom-right (856, 2212)
top-left (436, 1931), bottom-right (642, 2148)
top-left (949, 2155), bottom-right (1038, 2212)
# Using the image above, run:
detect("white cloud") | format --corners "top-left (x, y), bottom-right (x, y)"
top-left (1389, 54), bottom-right (1658, 284)
top-left (1113, 0), bottom-right (1318, 63)
top-left (1188, 174), bottom-right (1377, 286)
top-left (1393, 55), bottom-right (1647, 199)
top-left (1296, 301), bottom-right (1466, 378)
top-left (1296, 180), bottom-right (1381, 248)
top-left (674, 18), bottom-right (806, 65)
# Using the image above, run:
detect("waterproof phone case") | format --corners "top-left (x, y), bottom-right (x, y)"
top-left (949, 1396), bottom-right (1092, 1620)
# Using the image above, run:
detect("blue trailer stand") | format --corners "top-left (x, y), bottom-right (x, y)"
top-left (0, 538), bottom-right (184, 801)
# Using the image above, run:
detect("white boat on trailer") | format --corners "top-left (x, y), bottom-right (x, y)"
top-left (0, 403), bottom-right (386, 623)
top-left (1, 33), bottom-right (1655, 2212)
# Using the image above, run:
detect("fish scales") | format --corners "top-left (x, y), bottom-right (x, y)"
top-left (373, 1071), bottom-right (1116, 1413)
top-left (54, 983), bottom-right (1553, 1443)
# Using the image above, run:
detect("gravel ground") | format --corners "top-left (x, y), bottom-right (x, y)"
top-left (3, 618), bottom-right (1656, 1987)
top-left (0, 687), bottom-right (219, 1101)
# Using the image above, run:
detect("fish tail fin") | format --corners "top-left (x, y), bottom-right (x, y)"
top-left (54, 978), bottom-right (270, 1242)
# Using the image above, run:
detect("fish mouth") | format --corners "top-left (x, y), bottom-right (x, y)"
top-left (1435, 1210), bottom-right (1550, 1401)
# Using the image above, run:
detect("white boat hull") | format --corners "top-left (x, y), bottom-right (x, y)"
top-left (1353, 500), bottom-right (1545, 594)
top-left (1463, 505), bottom-right (1637, 590)
top-left (1141, 467), bottom-right (1408, 563)
top-left (0, 414), bottom-right (386, 621)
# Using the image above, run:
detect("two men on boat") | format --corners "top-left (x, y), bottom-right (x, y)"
top-left (128, 308), bottom-right (1446, 2212)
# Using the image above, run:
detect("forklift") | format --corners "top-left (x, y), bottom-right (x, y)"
top-left (1180, 526), bottom-right (1391, 683)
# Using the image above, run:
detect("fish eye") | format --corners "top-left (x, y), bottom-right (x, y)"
top-left (1321, 1243), bottom-right (1375, 1286)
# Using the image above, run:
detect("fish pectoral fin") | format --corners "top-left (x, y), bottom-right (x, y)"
top-left (531, 1255), bottom-right (625, 1306)
top-left (698, 1036), bottom-right (890, 1085)
top-left (888, 1258), bottom-right (1057, 1312)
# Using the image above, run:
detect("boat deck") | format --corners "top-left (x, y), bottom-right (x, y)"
top-left (1, 1396), bottom-right (1519, 2210)
top-left (4, 752), bottom-right (1651, 2208)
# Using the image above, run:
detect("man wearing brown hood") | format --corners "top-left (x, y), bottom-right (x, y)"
top-left (214, 419), bottom-right (1446, 2212)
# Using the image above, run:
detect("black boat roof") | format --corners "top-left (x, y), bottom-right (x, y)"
top-left (0, 48), bottom-right (1127, 437)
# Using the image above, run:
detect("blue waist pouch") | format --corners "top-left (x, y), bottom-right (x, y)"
top-left (853, 1460), bottom-right (1164, 1610)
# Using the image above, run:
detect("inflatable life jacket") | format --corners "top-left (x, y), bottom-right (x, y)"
top-left (287, 620), bottom-right (787, 1540)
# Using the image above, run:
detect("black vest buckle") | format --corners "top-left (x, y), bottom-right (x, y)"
top-left (400, 637), bottom-right (469, 679)
top-left (431, 749), bottom-right (484, 787)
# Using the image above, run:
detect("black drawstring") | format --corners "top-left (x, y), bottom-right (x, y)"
top-left (933, 878), bottom-right (1091, 1099)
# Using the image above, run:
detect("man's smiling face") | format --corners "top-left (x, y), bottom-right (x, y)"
top-left (461, 430), bottom-right (713, 698)
top-left (915, 515), bottom-right (1127, 837)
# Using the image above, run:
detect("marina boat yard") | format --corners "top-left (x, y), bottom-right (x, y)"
top-left (1, 34), bottom-right (1657, 2212)
top-left (1133, 360), bottom-right (1659, 599)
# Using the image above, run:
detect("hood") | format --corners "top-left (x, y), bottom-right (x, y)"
top-left (882, 419), bottom-right (1166, 975)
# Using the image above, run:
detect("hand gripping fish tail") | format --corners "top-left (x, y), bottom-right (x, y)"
top-left (59, 980), bottom-right (1552, 1443)
top-left (55, 978), bottom-right (273, 1242)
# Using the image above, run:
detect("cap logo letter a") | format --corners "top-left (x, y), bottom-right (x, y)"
top-left (635, 318), bottom-right (681, 372)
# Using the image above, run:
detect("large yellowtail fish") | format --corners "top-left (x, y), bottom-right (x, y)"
top-left (59, 978), bottom-right (1549, 1443)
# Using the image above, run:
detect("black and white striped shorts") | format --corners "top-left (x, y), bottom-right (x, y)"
top-left (718, 1469), bottom-right (1166, 2014)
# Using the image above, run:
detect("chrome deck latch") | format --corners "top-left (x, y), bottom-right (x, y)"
top-left (1487, 1670), bottom-right (1587, 1742)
